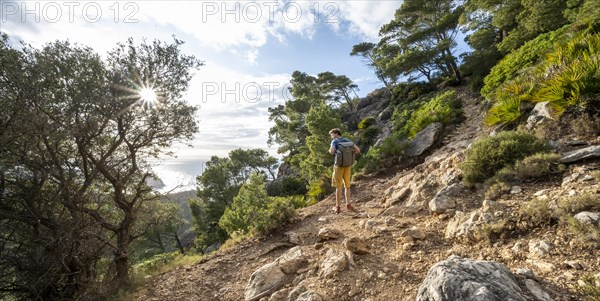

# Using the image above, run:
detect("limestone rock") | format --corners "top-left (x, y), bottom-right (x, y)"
top-left (560, 145), bottom-right (600, 163)
top-left (388, 187), bottom-right (412, 207)
top-left (296, 291), bottom-right (325, 301)
top-left (445, 210), bottom-right (495, 240)
top-left (401, 226), bottom-right (426, 241)
top-left (245, 262), bottom-right (286, 301)
top-left (319, 249), bottom-right (348, 278)
top-left (406, 122), bottom-right (443, 157)
top-left (525, 279), bottom-right (553, 301)
top-left (276, 247), bottom-right (307, 274)
top-left (288, 282), bottom-right (307, 301)
top-left (317, 228), bottom-right (342, 241)
top-left (574, 211), bottom-right (600, 226)
top-left (267, 288), bottom-right (291, 301)
top-left (343, 237), bottom-right (369, 255)
top-left (528, 240), bottom-right (553, 259)
top-left (416, 255), bottom-right (529, 301)
top-left (526, 102), bottom-right (554, 130)
top-left (428, 183), bottom-right (462, 213)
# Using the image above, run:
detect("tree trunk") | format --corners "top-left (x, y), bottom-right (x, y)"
top-left (174, 233), bottom-right (185, 255)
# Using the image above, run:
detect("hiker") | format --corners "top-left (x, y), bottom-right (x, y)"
top-left (328, 128), bottom-right (360, 214)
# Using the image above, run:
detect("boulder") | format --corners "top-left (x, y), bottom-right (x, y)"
top-left (428, 183), bottom-right (462, 213)
top-left (416, 255), bottom-right (529, 301)
top-left (445, 210), bottom-right (494, 240)
top-left (405, 122), bottom-right (443, 157)
top-left (524, 279), bottom-right (553, 301)
top-left (560, 145), bottom-right (600, 163)
top-left (296, 291), bottom-right (325, 301)
top-left (343, 237), bottom-right (369, 255)
top-left (276, 246), bottom-right (307, 274)
top-left (317, 228), bottom-right (342, 241)
top-left (528, 240), bottom-right (553, 259)
top-left (401, 226), bottom-right (426, 241)
top-left (388, 187), bottom-right (412, 207)
top-left (574, 211), bottom-right (600, 226)
top-left (526, 102), bottom-right (554, 130)
top-left (244, 262), bottom-right (286, 301)
top-left (318, 248), bottom-right (348, 278)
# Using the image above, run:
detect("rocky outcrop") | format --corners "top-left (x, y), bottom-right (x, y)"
top-left (574, 211), bottom-right (600, 226)
top-left (245, 247), bottom-right (307, 301)
top-left (428, 183), bottom-right (463, 213)
top-left (526, 102), bottom-right (554, 130)
top-left (405, 122), bottom-right (443, 157)
top-left (559, 145), bottom-right (600, 163)
top-left (416, 255), bottom-right (531, 301)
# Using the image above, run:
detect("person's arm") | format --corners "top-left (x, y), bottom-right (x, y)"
top-left (329, 141), bottom-right (336, 155)
top-left (353, 144), bottom-right (360, 155)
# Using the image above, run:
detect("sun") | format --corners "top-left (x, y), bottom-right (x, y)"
top-left (139, 87), bottom-right (157, 106)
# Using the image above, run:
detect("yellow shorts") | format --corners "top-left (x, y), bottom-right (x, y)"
top-left (332, 166), bottom-right (351, 188)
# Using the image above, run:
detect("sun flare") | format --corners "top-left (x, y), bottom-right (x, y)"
top-left (139, 87), bottom-right (157, 105)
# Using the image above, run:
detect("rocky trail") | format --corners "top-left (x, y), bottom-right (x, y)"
top-left (136, 88), bottom-right (600, 301)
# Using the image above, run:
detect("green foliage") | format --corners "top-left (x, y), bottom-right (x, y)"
top-left (575, 274), bottom-right (600, 301)
top-left (0, 32), bottom-right (201, 298)
top-left (354, 133), bottom-right (409, 174)
top-left (192, 148), bottom-right (278, 249)
top-left (299, 102), bottom-right (342, 183)
top-left (484, 81), bottom-right (533, 125)
top-left (460, 131), bottom-right (550, 184)
top-left (520, 193), bottom-right (600, 245)
top-left (358, 117), bottom-right (377, 129)
top-left (484, 182), bottom-right (511, 201)
top-left (531, 32), bottom-right (600, 112)
top-left (307, 176), bottom-right (334, 202)
top-left (219, 173), bottom-right (298, 236)
top-left (378, 0), bottom-right (464, 82)
top-left (407, 90), bottom-right (462, 137)
top-left (266, 175), bottom-right (309, 197)
top-left (513, 153), bottom-right (562, 179)
top-left (356, 117), bottom-right (379, 148)
top-left (481, 28), bottom-right (567, 99)
top-left (484, 30), bottom-right (600, 125)
top-left (134, 252), bottom-right (180, 275)
top-left (392, 92), bottom-right (435, 137)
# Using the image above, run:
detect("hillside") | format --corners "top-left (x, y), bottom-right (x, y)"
top-left (135, 88), bottom-right (600, 301)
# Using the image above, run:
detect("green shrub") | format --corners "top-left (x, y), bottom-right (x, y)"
top-left (484, 30), bottom-right (600, 125)
top-left (519, 198), bottom-right (556, 226)
top-left (407, 90), bottom-right (462, 137)
top-left (513, 153), bottom-right (562, 179)
top-left (575, 274), bottom-right (600, 301)
top-left (307, 176), bottom-right (333, 202)
top-left (481, 26), bottom-right (568, 99)
top-left (219, 173), bottom-right (300, 236)
top-left (358, 117), bottom-right (377, 129)
top-left (460, 131), bottom-right (550, 184)
top-left (354, 133), bottom-right (409, 174)
top-left (484, 181), bottom-right (511, 201)
top-left (134, 252), bottom-right (179, 275)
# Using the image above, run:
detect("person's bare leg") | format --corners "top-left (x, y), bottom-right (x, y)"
top-left (345, 187), bottom-right (351, 205)
top-left (336, 188), bottom-right (342, 208)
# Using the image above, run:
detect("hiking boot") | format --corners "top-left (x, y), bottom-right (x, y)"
top-left (346, 204), bottom-right (355, 212)
top-left (333, 206), bottom-right (341, 214)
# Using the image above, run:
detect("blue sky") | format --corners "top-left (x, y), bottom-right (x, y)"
top-left (1, 0), bottom-right (403, 190)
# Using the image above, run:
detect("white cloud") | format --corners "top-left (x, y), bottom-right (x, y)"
top-left (245, 48), bottom-right (259, 65)
top-left (334, 1), bottom-right (403, 40)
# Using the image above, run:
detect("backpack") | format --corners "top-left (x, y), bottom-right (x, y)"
top-left (334, 139), bottom-right (355, 167)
